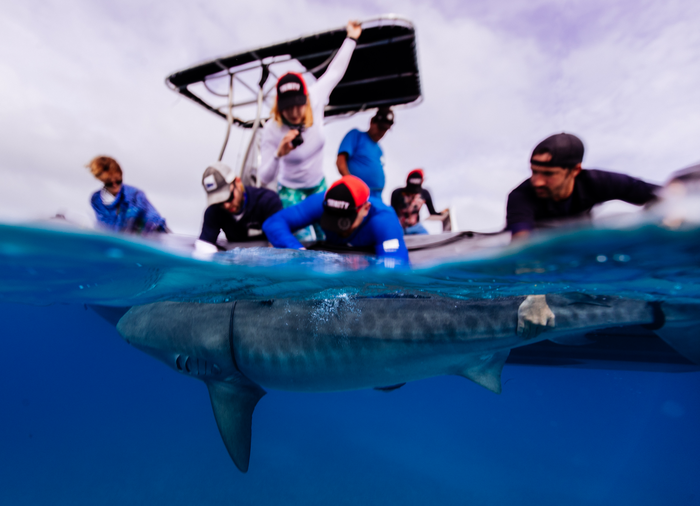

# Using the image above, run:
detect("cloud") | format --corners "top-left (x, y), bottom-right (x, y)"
top-left (0, 0), bottom-right (698, 234)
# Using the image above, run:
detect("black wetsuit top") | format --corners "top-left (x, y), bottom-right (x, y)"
top-left (199, 186), bottom-right (283, 244)
top-left (390, 188), bottom-right (438, 228)
top-left (506, 169), bottom-right (659, 233)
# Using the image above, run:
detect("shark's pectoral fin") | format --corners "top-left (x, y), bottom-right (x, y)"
top-left (456, 350), bottom-right (510, 394)
top-left (655, 322), bottom-right (700, 364)
top-left (206, 380), bottom-right (266, 473)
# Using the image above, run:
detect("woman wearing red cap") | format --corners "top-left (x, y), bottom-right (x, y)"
top-left (390, 169), bottom-right (447, 235)
top-left (259, 20), bottom-right (362, 242)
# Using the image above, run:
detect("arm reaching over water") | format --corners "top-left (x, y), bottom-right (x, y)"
top-left (262, 193), bottom-right (325, 250)
top-left (518, 295), bottom-right (555, 338)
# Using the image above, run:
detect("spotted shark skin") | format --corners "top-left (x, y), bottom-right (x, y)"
top-left (116, 294), bottom-right (698, 472)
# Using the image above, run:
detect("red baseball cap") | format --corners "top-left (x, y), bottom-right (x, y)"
top-left (321, 176), bottom-right (370, 234)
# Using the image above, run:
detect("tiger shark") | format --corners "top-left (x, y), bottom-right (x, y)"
top-left (116, 294), bottom-right (700, 472)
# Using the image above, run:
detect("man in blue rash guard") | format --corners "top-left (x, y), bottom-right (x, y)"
top-left (263, 175), bottom-right (409, 265)
top-left (336, 108), bottom-right (394, 199)
top-left (506, 133), bottom-right (660, 240)
top-left (88, 156), bottom-right (167, 234)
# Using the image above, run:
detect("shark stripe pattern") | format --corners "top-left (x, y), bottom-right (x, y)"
top-left (116, 294), bottom-right (700, 472)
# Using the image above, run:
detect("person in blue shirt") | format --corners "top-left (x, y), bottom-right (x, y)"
top-left (263, 175), bottom-right (409, 265)
top-left (88, 156), bottom-right (167, 234)
top-left (336, 108), bottom-right (394, 199)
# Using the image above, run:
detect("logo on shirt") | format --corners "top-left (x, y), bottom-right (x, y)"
top-left (279, 82), bottom-right (301, 93)
top-left (382, 238), bottom-right (400, 252)
top-left (326, 198), bottom-right (350, 210)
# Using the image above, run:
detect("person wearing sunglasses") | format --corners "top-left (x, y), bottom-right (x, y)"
top-left (196, 162), bottom-right (283, 254)
top-left (88, 156), bottom-right (167, 234)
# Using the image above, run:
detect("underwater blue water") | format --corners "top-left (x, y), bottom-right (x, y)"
top-left (1, 220), bottom-right (699, 504)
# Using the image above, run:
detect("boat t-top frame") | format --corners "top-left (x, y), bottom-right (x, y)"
top-left (165, 15), bottom-right (422, 175)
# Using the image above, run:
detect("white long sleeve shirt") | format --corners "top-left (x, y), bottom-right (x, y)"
top-left (259, 38), bottom-right (357, 189)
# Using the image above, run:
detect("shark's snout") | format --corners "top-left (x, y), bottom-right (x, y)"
top-left (116, 302), bottom-right (237, 380)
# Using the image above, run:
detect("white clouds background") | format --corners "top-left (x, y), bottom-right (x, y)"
top-left (0, 0), bottom-right (698, 234)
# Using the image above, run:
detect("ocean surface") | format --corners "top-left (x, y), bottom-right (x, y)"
top-left (1, 217), bottom-right (699, 505)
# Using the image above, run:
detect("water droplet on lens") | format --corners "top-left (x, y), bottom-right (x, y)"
top-left (596, 255), bottom-right (607, 263)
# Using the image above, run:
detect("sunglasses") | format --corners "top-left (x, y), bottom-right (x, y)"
top-left (104, 180), bottom-right (122, 188)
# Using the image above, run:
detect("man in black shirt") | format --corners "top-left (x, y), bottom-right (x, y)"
top-left (196, 162), bottom-right (283, 252)
top-left (390, 169), bottom-right (447, 234)
top-left (506, 133), bottom-right (659, 240)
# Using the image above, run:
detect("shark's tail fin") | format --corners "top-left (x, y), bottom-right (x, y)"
top-left (206, 380), bottom-right (266, 473)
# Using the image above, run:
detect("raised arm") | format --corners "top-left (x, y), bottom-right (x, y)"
top-left (312, 21), bottom-right (361, 103)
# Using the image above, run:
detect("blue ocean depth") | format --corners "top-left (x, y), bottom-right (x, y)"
top-left (1, 221), bottom-right (699, 505)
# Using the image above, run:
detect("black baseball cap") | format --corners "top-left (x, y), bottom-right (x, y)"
top-left (405, 169), bottom-right (424, 194)
top-left (276, 73), bottom-right (308, 111)
top-left (371, 107), bottom-right (394, 126)
top-left (530, 133), bottom-right (585, 168)
top-left (320, 176), bottom-right (370, 235)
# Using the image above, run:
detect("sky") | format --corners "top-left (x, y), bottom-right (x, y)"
top-left (1, 0), bottom-right (699, 234)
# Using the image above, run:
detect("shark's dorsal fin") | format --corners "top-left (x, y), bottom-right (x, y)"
top-left (456, 350), bottom-right (510, 394)
top-left (206, 380), bottom-right (266, 473)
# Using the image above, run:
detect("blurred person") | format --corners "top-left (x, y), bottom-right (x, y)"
top-left (390, 169), bottom-right (447, 235)
top-left (263, 175), bottom-right (408, 265)
top-left (507, 133), bottom-right (659, 241)
top-left (259, 20), bottom-right (362, 242)
top-left (195, 162), bottom-right (282, 253)
top-left (336, 107), bottom-right (394, 199)
top-left (88, 156), bottom-right (166, 234)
